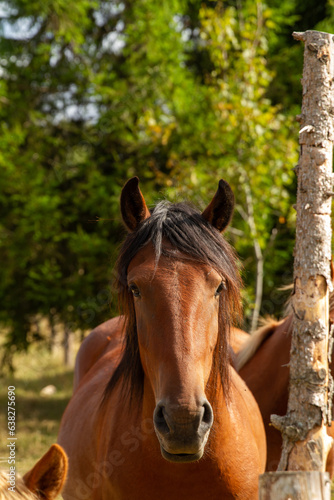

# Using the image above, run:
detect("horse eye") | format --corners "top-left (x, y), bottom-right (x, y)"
top-left (215, 281), bottom-right (226, 297)
top-left (129, 284), bottom-right (141, 298)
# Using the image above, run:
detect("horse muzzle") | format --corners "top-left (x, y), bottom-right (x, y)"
top-left (153, 399), bottom-right (213, 463)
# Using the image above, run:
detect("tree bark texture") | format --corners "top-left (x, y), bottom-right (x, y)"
top-left (259, 472), bottom-right (331, 500)
top-left (270, 30), bottom-right (334, 474)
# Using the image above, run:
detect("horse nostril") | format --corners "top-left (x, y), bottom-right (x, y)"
top-left (202, 400), bottom-right (214, 428)
top-left (153, 403), bottom-right (170, 435)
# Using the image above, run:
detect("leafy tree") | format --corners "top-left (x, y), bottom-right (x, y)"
top-left (0, 0), bottom-right (213, 364)
top-left (1, 0), bottom-right (331, 366)
top-left (162, 1), bottom-right (298, 328)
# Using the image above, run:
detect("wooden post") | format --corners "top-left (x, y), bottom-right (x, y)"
top-left (259, 472), bottom-right (331, 499)
top-left (259, 30), bottom-right (334, 498)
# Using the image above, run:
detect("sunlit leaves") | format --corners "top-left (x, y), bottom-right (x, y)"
top-left (0, 0), bottom-right (327, 352)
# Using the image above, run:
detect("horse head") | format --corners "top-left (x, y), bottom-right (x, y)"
top-left (108, 177), bottom-right (241, 463)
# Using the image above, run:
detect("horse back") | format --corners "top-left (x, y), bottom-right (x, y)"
top-left (230, 326), bottom-right (249, 353)
top-left (73, 316), bottom-right (125, 391)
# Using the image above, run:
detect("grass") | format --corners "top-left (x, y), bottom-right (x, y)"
top-left (0, 344), bottom-right (75, 476)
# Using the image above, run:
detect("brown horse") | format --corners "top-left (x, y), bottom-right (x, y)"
top-left (236, 298), bottom-right (334, 475)
top-left (73, 322), bottom-right (249, 392)
top-left (58, 177), bottom-right (266, 500)
top-left (0, 444), bottom-right (67, 500)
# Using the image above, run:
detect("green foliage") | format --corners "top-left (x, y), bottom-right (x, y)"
top-left (0, 0), bottom-right (332, 358)
top-left (162, 1), bottom-right (299, 320)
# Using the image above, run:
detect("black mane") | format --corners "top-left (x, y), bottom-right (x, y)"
top-left (102, 201), bottom-right (242, 405)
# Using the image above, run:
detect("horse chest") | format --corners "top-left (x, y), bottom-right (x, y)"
top-left (101, 451), bottom-right (255, 500)
top-left (98, 414), bottom-right (260, 500)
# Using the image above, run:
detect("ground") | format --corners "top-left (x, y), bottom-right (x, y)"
top-left (0, 344), bottom-right (74, 479)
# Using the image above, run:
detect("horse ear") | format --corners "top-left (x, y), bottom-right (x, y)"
top-left (202, 179), bottom-right (235, 232)
top-left (121, 177), bottom-right (151, 232)
top-left (23, 444), bottom-right (68, 500)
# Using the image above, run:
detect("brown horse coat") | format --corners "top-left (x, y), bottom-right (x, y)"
top-left (58, 178), bottom-right (266, 499)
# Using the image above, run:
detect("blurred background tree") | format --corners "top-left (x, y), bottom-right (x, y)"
top-left (0, 0), bottom-right (331, 367)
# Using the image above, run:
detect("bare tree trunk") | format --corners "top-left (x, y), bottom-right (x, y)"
top-left (63, 325), bottom-right (74, 367)
top-left (48, 314), bottom-right (57, 354)
top-left (259, 472), bottom-right (331, 499)
top-left (237, 180), bottom-right (264, 332)
top-left (244, 183), bottom-right (264, 332)
top-left (237, 182), bottom-right (279, 331)
top-left (260, 29), bottom-right (334, 499)
top-left (252, 247), bottom-right (263, 332)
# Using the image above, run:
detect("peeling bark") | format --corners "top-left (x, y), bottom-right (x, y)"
top-left (259, 471), bottom-right (331, 499)
top-left (271, 30), bottom-right (334, 474)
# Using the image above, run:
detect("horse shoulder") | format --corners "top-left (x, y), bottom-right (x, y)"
top-left (58, 351), bottom-right (123, 497)
top-left (73, 316), bottom-right (125, 391)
